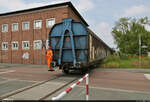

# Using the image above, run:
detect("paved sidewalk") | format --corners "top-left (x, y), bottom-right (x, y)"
top-left (0, 63), bottom-right (48, 69)
top-left (95, 68), bottom-right (150, 73)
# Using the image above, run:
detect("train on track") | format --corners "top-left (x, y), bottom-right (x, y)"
top-left (49, 18), bottom-right (114, 74)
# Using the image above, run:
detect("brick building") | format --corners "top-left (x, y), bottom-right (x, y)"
top-left (0, 2), bottom-right (88, 65)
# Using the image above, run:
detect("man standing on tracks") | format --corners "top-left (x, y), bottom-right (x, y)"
top-left (46, 46), bottom-right (54, 71)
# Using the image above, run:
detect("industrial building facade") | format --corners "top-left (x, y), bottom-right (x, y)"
top-left (0, 2), bottom-right (88, 65)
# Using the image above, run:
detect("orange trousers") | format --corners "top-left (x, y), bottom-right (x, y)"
top-left (47, 57), bottom-right (53, 70)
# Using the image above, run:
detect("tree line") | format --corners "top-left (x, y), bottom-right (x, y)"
top-left (112, 17), bottom-right (150, 56)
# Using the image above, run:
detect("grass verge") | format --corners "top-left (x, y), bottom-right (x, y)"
top-left (99, 55), bottom-right (150, 68)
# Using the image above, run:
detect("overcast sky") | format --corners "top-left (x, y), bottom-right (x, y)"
top-left (0, 0), bottom-right (150, 49)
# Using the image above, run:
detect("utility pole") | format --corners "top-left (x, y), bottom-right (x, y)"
top-left (139, 34), bottom-right (141, 68)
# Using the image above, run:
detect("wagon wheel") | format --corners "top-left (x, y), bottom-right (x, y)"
top-left (81, 68), bottom-right (86, 75)
top-left (62, 64), bottom-right (69, 74)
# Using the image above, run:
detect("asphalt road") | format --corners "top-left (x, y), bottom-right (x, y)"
top-left (0, 63), bottom-right (150, 100)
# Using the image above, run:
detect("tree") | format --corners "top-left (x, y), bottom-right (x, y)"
top-left (112, 17), bottom-right (150, 56)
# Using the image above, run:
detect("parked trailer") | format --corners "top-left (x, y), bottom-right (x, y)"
top-left (49, 18), bottom-right (113, 74)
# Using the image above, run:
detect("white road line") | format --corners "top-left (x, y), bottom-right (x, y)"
top-left (0, 79), bottom-right (13, 84)
top-left (3, 98), bottom-right (13, 100)
top-left (0, 78), bottom-right (24, 85)
top-left (144, 74), bottom-right (150, 80)
top-left (0, 70), bottom-right (15, 74)
top-left (77, 86), bottom-right (150, 94)
top-left (0, 69), bottom-right (9, 72)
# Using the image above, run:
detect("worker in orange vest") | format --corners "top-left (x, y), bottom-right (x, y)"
top-left (46, 46), bottom-right (54, 71)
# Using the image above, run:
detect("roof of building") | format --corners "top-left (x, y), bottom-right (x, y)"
top-left (0, 2), bottom-right (89, 26)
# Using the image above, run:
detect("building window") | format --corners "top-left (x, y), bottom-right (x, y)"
top-left (34, 20), bottom-right (42, 29)
top-left (22, 41), bottom-right (30, 50)
top-left (22, 22), bottom-right (30, 30)
top-left (34, 40), bottom-right (42, 50)
top-left (12, 23), bottom-right (18, 31)
top-left (2, 24), bottom-right (8, 32)
top-left (12, 41), bottom-right (18, 50)
top-left (46, 18), bottom-right (55, 28)
top-left (46, 40), bottom-right (49, 49)
top-left (2, 42), bottom-right (8, 50)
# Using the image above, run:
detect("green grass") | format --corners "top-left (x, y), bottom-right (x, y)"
top-left (99, 55), bottom-right (150, 68)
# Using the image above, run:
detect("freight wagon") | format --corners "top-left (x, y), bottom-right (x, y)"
top-left (49, 18), bottom-right (113, 74)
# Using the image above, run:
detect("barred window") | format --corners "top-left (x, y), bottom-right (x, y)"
top-left (2, 42), bottom-right (8, 50)
top-left (34, 20), bottom-right (42, 29)
top-left (12, 41), bottom-right (18, 50)
top-left (46, 18), bottom-right (55, 28)
top-left (22, 22), bottom-right (30, 30)
top-left (2, 24), bottom-right (8, 32)
top-left (34, 40), bottom-right (42, 49)
top-left (46, 40), bottom-right (49, 49)
top-left (22, 41), bottom-right (30, 50)
top-left (12, 23), bottom-right (18, 31)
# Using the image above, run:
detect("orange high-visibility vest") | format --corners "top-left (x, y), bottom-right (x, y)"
top-left (46, 49), bottom-right (53, 69)
top-left (46, 49), bottom-right (53, 59)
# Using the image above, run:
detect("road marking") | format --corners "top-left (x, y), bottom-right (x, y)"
top-left (77, 85), bottom-right (150, 94)
top-left (0, 79), bottom-right (13, 84)
top-left (144, 74), bottom-right (150, 80)
top-left (0, 70), bottom-right (15, 74)
top-left (3, 98), bottom-right (13, 101)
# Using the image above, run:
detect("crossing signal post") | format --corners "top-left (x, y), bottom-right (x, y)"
top-left (139, 34), bottom-right (148, 68)
top-left (139, 34), bottom-right (141, 68)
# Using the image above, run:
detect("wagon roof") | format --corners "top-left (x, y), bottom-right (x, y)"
top-left (87, 28), bottom-right (114, 52)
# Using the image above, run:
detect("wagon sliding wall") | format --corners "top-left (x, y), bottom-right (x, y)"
top-left (0, 2), bottom-right (89, 65)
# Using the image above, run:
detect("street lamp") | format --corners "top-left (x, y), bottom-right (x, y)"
top-left (139, 34), bottom-right (147, 68)
top-left (139, 34), bottom-right (141, 68)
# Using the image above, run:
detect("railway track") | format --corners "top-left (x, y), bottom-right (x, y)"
top-left (1, 74), bottom-right (80, 100)
top-left (39, 76), bottom-right (78, 100)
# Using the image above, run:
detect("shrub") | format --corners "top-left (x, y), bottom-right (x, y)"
top-left (99, 53), bottom-right (150, 68)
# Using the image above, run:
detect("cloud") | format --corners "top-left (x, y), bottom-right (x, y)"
top-left (93, 22), bottom-right (116, 48)
top-left (124, 5), bottom-right (150, 16)
top-left (0, 0), bottom-right (95, 14)
top-left (50, 0), bottom-right (70, 4)
top-left (114, 5), bottom-right (150, 18)
top-left (0, 0), bottom-right (94, 13)
top-left (0, 0), bottom-right (50, 13)
top-left (76, 0), bottom-right (95, 13)
top-left (0, 0), bottom-right (71, 13)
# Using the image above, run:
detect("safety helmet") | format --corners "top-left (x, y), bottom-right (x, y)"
top-left (48, 46), bottom-right (51, 49)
